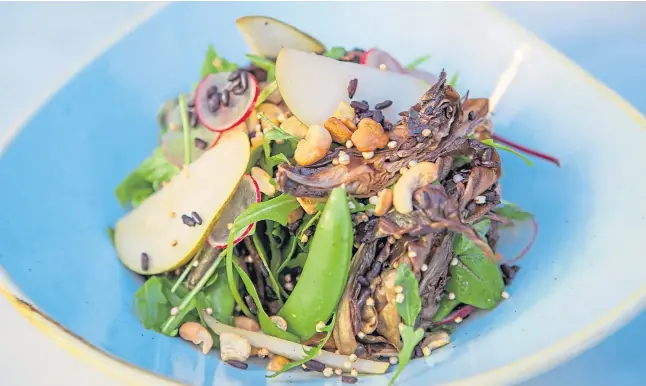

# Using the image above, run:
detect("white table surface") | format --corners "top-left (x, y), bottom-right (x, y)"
top-left (1, 3), bottom-right (645, 386)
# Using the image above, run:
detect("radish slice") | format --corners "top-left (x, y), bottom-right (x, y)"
top-left (406, 68), bottom-right (439, 86)
top-left (161, 125), bottom-right (221, 167)
top-left (207, 175), bottom-right (261, 248)
top-left (195, 72), bottom-right (259, 133)
top-left (359, 48), bottom-right (405, 73)
top-left (203, 313), bottom-right (390, 374)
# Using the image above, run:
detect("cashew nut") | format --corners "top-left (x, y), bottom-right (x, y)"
top-left (393, 162), bottom-right (440, 213)
top-left (294, 125), bottom-right (332, 166)
top-left (270, 315), bottom-right (288, 331)
top-left (220, 332), bottom-right (252, 362)
top-left (267, 355), bottom-right (291, 372)
top-left (296, 197), bottom-right (327, 214)
top-left (234, 316), bottom-right (261, 332)
top-left (179, 322), bottom-right (213, 354)
top-left (374, 188), bottom-right (393, 216)
top-left (257, 103), bottom-right (285, 131)
top-left (251, 167), bottom-right (276, 196)
top-left (280, 116), bottom-right (308, 139)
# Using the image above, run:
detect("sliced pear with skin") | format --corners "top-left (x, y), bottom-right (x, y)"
top-left (236, 16), bottom-right (325, 59)
top-left (115, 131), bottom-right (250, 275)
top-left (276, 48), bottom-right (428, 127)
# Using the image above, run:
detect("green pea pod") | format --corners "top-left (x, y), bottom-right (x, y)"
top-left (278, 186), bottom-right (353, 341)
top-left (205, 271), bottom-right (235, 326)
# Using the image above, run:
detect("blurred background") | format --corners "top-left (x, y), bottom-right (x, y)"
top-left (0, 2), bottom-right (644, 385)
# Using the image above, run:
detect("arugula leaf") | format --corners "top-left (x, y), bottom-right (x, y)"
top-left (323, 47), bottom-right (346, 60)
top-left (114, 148), bottom-right (179, 208)
top-left (287, 252), bottom-right (309, 269)
top-left (259, 113), bottom-right (299, 159)
top-left (448, 72), bottom-right (459, 88)
top-left (481, 138), bottom-right (534, 167)
top-left (107, 226), bottom-right (115, 247)
top-left (233, 260), bottom-right (299, 342)
top-left (267, 314), bottom-right (337, 378)
top-left (406, 54), bottom-right (432, 69)
top-left (390, 325), bottom-right (424, 386)
top-left (246, 54), bottom-right (276, 82)
top-left (495, 201), bottom-right (533, 221)
top-left (447, 224), bottom-right (504, 309)
top-left (256, 81), bottom-right (278, 107)
top-left (395, 264), bottom-right (422, 326)
top-left (201, 45), bottom-right (238, 79)
top-left (133, 277), bottom-right (171, 331)
top-left (247, 145), bottom-right (264, 173)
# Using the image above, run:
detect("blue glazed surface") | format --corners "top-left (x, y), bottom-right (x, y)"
top-left (1, 2), bottom-right (645, 385)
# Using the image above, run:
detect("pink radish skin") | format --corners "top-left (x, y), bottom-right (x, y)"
top-left (359, 48), bottom-right (406, 73)
top-left (207, 175), bottom-right (261, 249)
top-left (195, 72), bottom-right (259, 133)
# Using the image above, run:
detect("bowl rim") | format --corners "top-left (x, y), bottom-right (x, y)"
top-left (1, 2), bottom-right (645, 386)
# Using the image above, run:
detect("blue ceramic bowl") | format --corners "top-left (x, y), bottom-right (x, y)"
top-left (1, 2), bottom-right (646, 385)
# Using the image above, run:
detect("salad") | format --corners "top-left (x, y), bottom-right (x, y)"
top-left (110, 16), bottom-right (558, 385)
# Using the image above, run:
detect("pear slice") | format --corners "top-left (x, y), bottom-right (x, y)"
top-left (236, 16), bottom-right (325, 59)
top-left (276, 48), bottom-right (428, 127)
top-left (115, 130), bottom-right (250, 275)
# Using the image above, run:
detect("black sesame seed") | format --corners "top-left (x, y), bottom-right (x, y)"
top-left (350, 100), bottom-right (369, 112)
top-left (347, 78), bottom-right (358, 99)
top-left (206, 85), bottom-right (218, 99)
top-left (221, 89), bottom-right (230, 107)
top-left (373, 109), bottom-right (384, 123)
top-left (367, 261), bottom-right (382, 280)
top-left (248, 130), bottom-right (256, 139)
top-left (398, 111), bottom-right (409, 117)
top-left (342, 376), bottom-right (358, 384)
top-left (304, 360), bottom-right (325, 372)
top-left (191, 211), bottom-right (203, 225)
top-left (354, 344), bottom-right (368, 359)
top-left (207, 98), bottom-right (220, 113)
top-left (374, 100), bottom-right (393, 110)
top-left (194, 137), bottom-right (208, 150)
top-left (239, 71), bottom-right (249, 91)
top-left (231, 85), bottom-right (246, 95)
top-left (182, 214), bottom-right (197, 227)
top-left (468, 111), bottom-right (476, 121)
top-left (357, 275), bottom-right (370, 287)
top-left (414, 344), bottom-right (423, 358)
top-left (227, 70), bottom-right (241, 82)
top-left (141, 253), bottom-right (149, 271)
top-left (225, 360), bottom-right (248, 370)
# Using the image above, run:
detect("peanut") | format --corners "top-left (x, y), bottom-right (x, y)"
top-left (351, 118), bottom-right (389, 152)
top-left (294, 125), bottom-right (332, 166)
top-left (324, 117), bottom-right (353, 144)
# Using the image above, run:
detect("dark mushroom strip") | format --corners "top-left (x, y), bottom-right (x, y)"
top-left (418, 233), bottom-right (453, 321)
top-left (374, 269), bottom-right (401, 348)
top-left (333, 242), bottom-right (378, 355)
top-left (364, 344), bottom-right (399, 360)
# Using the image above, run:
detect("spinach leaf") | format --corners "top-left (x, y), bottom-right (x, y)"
top-left (395, 263), bottom-right (422, 326)
top-left (481, 138), bottom-right (534, 167)
top-left (114, 148), bottom-right (179, 208)
top-left (203, 273), bottom-right (235, 326)
top-left (256, 81), bottom-right (278, 107)
top-left (201, 45), bottom-right (238, 79)
top-left (132, 276), bottom-right (171, 331)
top-left (495, 201), bottom-right (534, 221)
top-left (246, 54), bottom-right (276, 82)
top-left (406, 54), bottom-right (432, 70)
top-left (447, 224), bottom-right (504, 309)
top-left (323, 47), bottom-right (346, 60)
top-left (432, 297), bottom-right (460, 322)
top-left (389, 325), bottom-right (424, 386)
top-left (267, 314), bottom-right (337, 378)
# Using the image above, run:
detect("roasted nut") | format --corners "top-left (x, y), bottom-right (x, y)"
top-left (270, 315), bottom-right (288, 331)
top-left (324, 117), bottom-right (353, 144)
top-left (340, 117), bottom-right (357, 131)
top-left (351, 118), bottom-right (389, 152)
top-left (257, 103), bottom-right (285, 131)
top-left (297, 197), bottom-right (327, 214)
top-left (259, 81), bottom-right (283, 105)
top-left (393, 162), bottom-right (440, 213)
top-left (251, 167), bottom-right (276, 196)
top-left (280, 116), bottom-right (308, 139)
top-left (294, 125), bottom-right (332, 166)
top-left (246, 108), bottom-right (259, 132)
top-left (332, 100), bottom-right (356, 121)
top-left (266, 355), bottom-right (291, 372)
top-left (220, 332), bottom-right (252, 362)
top-left (234, 316), bottom-right (261, 332)
top-left (179, 322), bottom-right (213, 354)
top-left (250, 132), bottom-right (264, 152)
top-left (374, 188), bottom-right (393, 216)
top-left (288, 207), bottom-right (304, 224)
